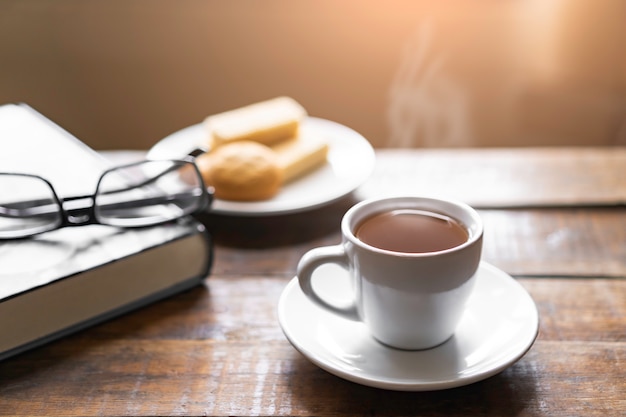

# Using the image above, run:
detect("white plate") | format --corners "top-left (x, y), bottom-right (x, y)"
top-left (278, 262), bottom-right (539, 391)
top-left (147, 117), bottom-right (375, 216)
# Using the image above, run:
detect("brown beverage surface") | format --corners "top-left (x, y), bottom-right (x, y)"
top-left (355, 209), bottom-right (469, 253)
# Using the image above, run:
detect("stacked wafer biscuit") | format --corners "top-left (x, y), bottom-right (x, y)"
top-left (194, 97), bottom-right (329, 201)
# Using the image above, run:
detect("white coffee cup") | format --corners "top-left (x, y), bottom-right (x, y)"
top-left (297, 196), bottom-right (483, 350)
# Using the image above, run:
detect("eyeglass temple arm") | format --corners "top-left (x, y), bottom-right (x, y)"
top-left (96, 153), bottom-right (209, 197)
top-left (0, 189), bottom-right (204, 220)
top-left (98, 161), bottom-right (197, 196)
top-left (92, 189), bottom-right (204, 212)
top-left (0, 198), bottom-right (58, 218)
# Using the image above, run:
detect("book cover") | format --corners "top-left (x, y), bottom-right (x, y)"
top-left (0, 103), bottom-right (213, 361)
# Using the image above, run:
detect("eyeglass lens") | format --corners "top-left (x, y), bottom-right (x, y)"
top-left (0, 173), bottom-right (63, 238)
top-left (95, 160), bottom-right (205, 227)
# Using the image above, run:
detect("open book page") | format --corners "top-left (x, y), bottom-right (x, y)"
top-left (0, 103), bottom-right (111, 197)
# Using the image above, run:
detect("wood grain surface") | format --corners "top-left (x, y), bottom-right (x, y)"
top-left (0, 277), bottom-right (624, 416)
top-left (357, 148), bottom-right (626, 208)
top-left (1, 148), bottom-right (624, 416)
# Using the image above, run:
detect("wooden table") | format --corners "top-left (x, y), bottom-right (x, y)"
top-left (1, 147), bottom-right (624, 416)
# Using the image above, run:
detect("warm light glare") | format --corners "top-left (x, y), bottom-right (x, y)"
top-left (0, 1), bottom-right (623, 149)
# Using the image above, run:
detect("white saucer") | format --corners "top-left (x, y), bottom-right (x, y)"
top-left (278, 262), bottom-right (539, 391)
top-left (147, 117), bottom-right (375, 216)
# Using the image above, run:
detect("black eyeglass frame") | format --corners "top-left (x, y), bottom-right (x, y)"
top-left (0, 158), bottom-right (213, 239)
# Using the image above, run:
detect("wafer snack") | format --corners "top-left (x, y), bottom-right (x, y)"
top-left (272, 131), bottom-right (329, 183)
top-left (204, 96), bottom-right (306, 148)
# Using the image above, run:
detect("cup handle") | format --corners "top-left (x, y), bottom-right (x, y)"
top-left (296, 244), bottom-right (359, 321)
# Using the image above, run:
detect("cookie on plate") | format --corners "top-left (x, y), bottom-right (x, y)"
top-left (195, 141), bottom-right (282, 201)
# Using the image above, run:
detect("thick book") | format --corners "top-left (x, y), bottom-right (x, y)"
top-left (0, 103), bottom-right (213, 361)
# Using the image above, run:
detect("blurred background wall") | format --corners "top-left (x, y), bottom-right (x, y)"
top-left (0, 0), bottom-right (624, 150)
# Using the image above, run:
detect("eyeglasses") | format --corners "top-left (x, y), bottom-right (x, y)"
top-left (0, 159), bottom-right (212, 239)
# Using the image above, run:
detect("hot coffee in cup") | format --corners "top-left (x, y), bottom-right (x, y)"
top-left (297, 196), bottom-right (483, 350)
top-left (355, 209), bottom-right (469, 253)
